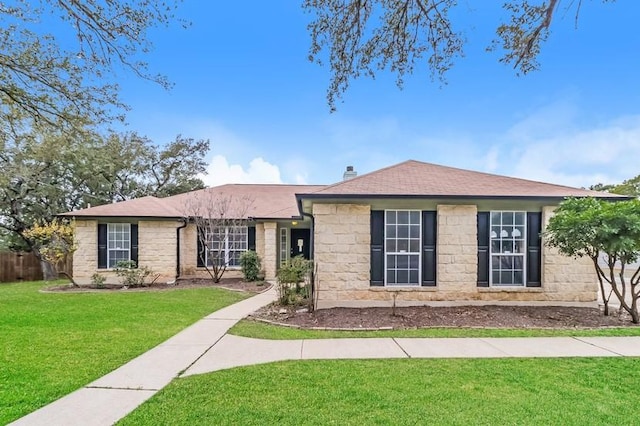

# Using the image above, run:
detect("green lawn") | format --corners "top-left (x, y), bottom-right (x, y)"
top-left (229, 319), bottom-right (640, 339)
top-left (120, 358), bottom-right (640, 425)
top-left (0, 280), bottom-right (247, 425)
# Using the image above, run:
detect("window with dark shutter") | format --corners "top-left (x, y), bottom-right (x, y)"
top-left (370, 210), bottom-right (384, 286)
top-left (197, 226), bottom-right (206, 267)
top-left (130, 224), bottom-right (139, 267)
top-left (477, 212), bottom-right (490, 287)
top-left (526, 212), bottom-right (542, 287)
top-left (421, 211), bottom-right (437, 286)
top-left (97, 224), bottom-right (107, 269)
top-left (248, 226), bottom-right (256, 251)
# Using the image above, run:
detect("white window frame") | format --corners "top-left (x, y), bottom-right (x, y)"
top-left (280, 227), bottom-right (288, 267)
top-left (489, 211), bottom-right (527, 287)
top-left (205, 225), bottom-right (248, 268)
top-left (384, 209), bottom-right (422, 287)
top-left (107, 223), bottom-right (131, 268)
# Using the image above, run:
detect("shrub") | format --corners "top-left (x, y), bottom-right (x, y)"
top-left (239, 250), bottom-right (261, 281)
top-left (276, 256), bottom-right (312, 305)
top-left (114, 260), bottom-right (157, 288)
top-left (90, 273), bottom-right (106, 288)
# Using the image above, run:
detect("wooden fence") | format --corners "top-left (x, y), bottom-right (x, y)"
top-left (0, 252), bottom-right (72, 283)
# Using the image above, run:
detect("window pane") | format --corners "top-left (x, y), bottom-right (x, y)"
top-left (501, 256), bottom-right (513, 269)
top-left (397, 256), bottom-right (408, 269)
top-left (515, 213), bottom-right (525, 226)
top-left (397, 270), bottom-right (409, 283)
top-left (410, 211), bottom-right (420, 224)
top-left (409, 240), bottom-right (420, 252)
top-left (503, 212), bottom-right (514, 225)
top-left (514, 271), bottom-right (524, 285)
top-left (491, 240), bottom-right (500, 253)
top-left (386, 225), bottom-right (396, 238)
top-left (492, 270), bottom-right (500, 284)
top-left (397, 240), bottom-right (408, 252)
top-left (502, 241), bottom-right (513, 253)
top-left (501, 271), bottom-right (513, 285)
top-left (409, 225), bottom-right (420, 238)
top-left (386, 211), bottom-right (397, 224)
top-left (513, 256), bottom-right (524, 270)
top-left (386, 270), bottom-right (395, 284)
top-left (409, 255), bottom-right (419, 269)
top-left (397, 211), bottom-right (409, 224)
top-left (387, 255), bottom-right (396, 269)
top-left (398, 225), bottom-right (409, 239)
top-left (409, 270), bottom-right (419, 284)
top-left (386, 240), bottom-right (396, 252)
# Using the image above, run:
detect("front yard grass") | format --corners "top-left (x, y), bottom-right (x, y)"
top-left (230, 318), bottom-right (640, 339)
top-left (120, 357), bottom-right (640, 425)
top-left (0, 280), bottom-right (247, 425)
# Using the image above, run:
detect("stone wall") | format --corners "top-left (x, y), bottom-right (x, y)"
top-left (314, 203), bottom-right (598, 309)
top-left (436, 205), bottom-right (478, 294)
top-left (263, 222), bottom-right (277, 280)
top-left (138, 220), bottom-right (178, 280)
top-left (313, 204), bottom-right (371, 307)
top-left (73, 219), bottom-right (98, 280)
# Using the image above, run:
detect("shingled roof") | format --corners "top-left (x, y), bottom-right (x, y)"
top-left (298, 160), bottom-right (623, 199)
top-left (62, 184), bottom-right (325, 219)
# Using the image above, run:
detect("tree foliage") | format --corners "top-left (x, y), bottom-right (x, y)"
top-left (0, 126), bottom-right (209, 250)
top-left (0, 0), bottom-right (183, 129)
top-left (545, 197), bottom-right (640, 323)
top-left (23, 218), bottom-right (77, 284)
top-left (304, 0), bottom-right (616, 110)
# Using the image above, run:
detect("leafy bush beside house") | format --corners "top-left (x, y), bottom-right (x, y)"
top-left (239, 250), bottom-right (261, 281)
top-left (276, 256), bottom-right (313, 306)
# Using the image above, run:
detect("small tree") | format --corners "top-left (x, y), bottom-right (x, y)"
top-left (185, 193), bottom-right (253, 283)
top-left (276, 256), bottom-right (313, 306)
top-left (23, 219), bottom-right (77, 286)
top-left (545, 198), bottom-right (640, 323)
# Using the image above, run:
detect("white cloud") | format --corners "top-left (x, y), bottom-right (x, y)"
top-left (200, 155), bottom-right (283, 187)
top-left (494, 113), bottom-right (640, 188)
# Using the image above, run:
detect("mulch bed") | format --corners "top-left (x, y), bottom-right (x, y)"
top-left (44, 277), bottom-right (270, 294)
top-left (252, 303), bottom-right (638, 329)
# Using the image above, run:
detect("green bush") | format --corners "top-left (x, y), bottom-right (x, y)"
top-left (114, 260), bottom-right (156, 287)
top-left (239, 250), bottom-right (261, 281)
top-left (276, 256), bottom-right (312, 305)
top-left (90, 273), bottom-right (106, 288)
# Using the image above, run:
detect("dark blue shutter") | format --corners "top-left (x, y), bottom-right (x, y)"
top-left (248, 226), bottom-right (256, 251)
top-left (197, 226), bottom-right (206, 267)
top-left (477, 212), bottom-right (490, 287)
top-left (370, 210), bottom-right (384, 286)
top-left (130, 224), bottom-right (139, 267)
top-left (422, 211), bottom-right (437, 286)
top-left (526, 212), bottom-right (542, 287)
top-left (97, 224), bottom-right (107, 269)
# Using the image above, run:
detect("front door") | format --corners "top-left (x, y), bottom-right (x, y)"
top-left (290, 229), bottom-right (310, 260)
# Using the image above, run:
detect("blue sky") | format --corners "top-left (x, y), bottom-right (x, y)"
top-left (115, 1), bottom-right (640, 189)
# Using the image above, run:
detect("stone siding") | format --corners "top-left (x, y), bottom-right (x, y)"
top-left (73, 220), bottom-right (98, 279)
top-left (314, 203), bottom-right (598, 309)
top-left (263, 222), bottom-right (277, 280)
top-left (138, 220), bottom-right (178, 280)
top-left (314, 204), bottom-right (371, 306)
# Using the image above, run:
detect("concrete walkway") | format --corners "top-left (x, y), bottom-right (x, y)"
top-left (12, 287), bottom-right (640, 426)
top-left (11, 287), bottom-right (278, 426)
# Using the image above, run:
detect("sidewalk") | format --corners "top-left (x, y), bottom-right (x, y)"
top-left (10, 287), bottom-right (278, 426)
top-left (12, 287), bottom-right (640, 426)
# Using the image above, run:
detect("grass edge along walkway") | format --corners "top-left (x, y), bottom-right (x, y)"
top-left (229, 318), bottom-right (640, 339)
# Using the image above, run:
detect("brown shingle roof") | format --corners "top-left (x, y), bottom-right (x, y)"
top-left (300, 160), bottom-right (624, 198)
top-left (59, 196), bottom-right (183, 218)
top-left (62, 185), bottom-right (325, 219)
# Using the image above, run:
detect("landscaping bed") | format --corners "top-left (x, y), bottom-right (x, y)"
top-left (252, 303), bottom-right (636, 329)
top-left (44, 277), bottom-right (270, 294)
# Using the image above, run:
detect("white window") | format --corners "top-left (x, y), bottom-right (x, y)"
top-left (107, 223), bottom-right (131, 268)
top-left (280, 227), bottom-right (288, 266)
top-left (385, 210), bottom-right (421, 286)
top-left (206, 226), bottom-right (248, 267)
top-left (490, 211), bottom-right (526, 286)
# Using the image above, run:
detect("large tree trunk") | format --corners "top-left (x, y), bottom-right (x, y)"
top-left (40, 260), bottom-right (57, 281)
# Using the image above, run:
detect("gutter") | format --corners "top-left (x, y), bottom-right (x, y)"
top-left (175, 218), bottom-right (188, 281)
